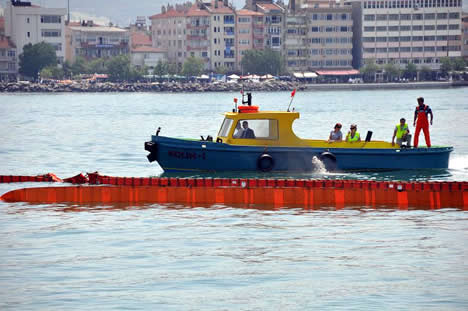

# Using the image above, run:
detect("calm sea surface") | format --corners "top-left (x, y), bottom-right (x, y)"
top-left (0, 89), bottom-right (467, 310)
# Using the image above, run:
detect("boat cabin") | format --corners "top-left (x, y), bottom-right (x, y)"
top-left (216, 105), bottom-right (396, 149)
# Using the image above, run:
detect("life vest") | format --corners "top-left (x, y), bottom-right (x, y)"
top-left (416, 105), bottom-right (430, 124)
top-left (396, 124), bottom-right (408, 139)
top-left (348, 132), bottom-right (360, 142)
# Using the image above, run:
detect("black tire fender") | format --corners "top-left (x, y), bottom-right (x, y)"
top-left (257, 154), bottom-right (275, 172)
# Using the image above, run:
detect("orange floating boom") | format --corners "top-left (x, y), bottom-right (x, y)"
top-left (1, 177), bottom-right (467, 210)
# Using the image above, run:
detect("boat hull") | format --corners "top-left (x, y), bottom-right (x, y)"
top-left (145, 136), bottom-right (453, 172)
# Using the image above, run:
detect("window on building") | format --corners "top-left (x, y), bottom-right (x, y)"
top-left (437, 13), bottom-right (448, 19)
top-left (376, 26), bottom-right (387, 32)
top-left (376, 14), bottom-right (387, 21)
top-left (40, 15), bottom-right (61, 23)
top-left (437, 24), bottom-right (447, 30)
top-left (26, 17), bottom-right (30, 23)
top-left (413, 25), bottom-right (423, 31)
top-left (400, 14), bottom-right (411, 20)
top-left (364, 26), bottom-right (375, 32)
top-left (27, 32), bottom-right (30, 38)
top-left (449, 12), bottom-right (459, 19)
top-left (424, 13), bottom-right (435, 20)
top-left (449, 24), bottom-right (459, 30)
top-left (271, 37), bottom-right (281, 47)
top-left (364, 14), bottom-right (375, 21)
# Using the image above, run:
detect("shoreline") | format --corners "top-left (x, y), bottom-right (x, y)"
top-left (0, 80), bottom-right (466, 93)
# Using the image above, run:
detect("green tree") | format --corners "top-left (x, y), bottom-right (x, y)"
top-left (154, 60), bottom-right (168, 76)
top-left (452, 57), bottom-right (466, 71)
top-left (107, 55), bottom-right (132, 81)
top-left (71, 56), bottom-right (88, 76)
top-left (107, 55), bottom-right (144, 82)
top-left (166, 62), bottom-right (179, 75)
top-left (419, 66), bottom-right (432, 81)
top-left (19, 42), bottom-right (57, 79)
top-left (240, 48), bottom-right (284, 75)
top-left (403, 63), bottom-right (417, 80)
top-left (182, 56), bottom-right (204, 77)
top-left (360, 59), bottom-right (379, 82)
top-left (40, 65), bottom-right (65, 80)
top-left (62, 60), bottom-right (72, 79)
top-left (88, 58), bottom-right (108, 74)
top-left (383, 62), bottom-right (400, 81)
top-left (439, 57), bottom-right (452, 77)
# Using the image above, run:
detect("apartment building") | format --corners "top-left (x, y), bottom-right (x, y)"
top-left (247, 0), bottom-right (286, 51)
top-left (463, 13), bottom-right (468, 60)
top-left (151, 1), bottom-right (240, 71)
top-left (236, 9), bottom-right (264, 71)
top-left (65, 21), bottom-right (129, 63)
top-left (206, 1), bottom-right (236, 70)
top-left (0, 16), bottom-right (5, 35)
top-left (4, 0), bottom-right (66, 63)
top-left (285, 0), bottom-right (353, 71)
top-left (0, 35), bottom-right (17, 81)
top-left (150, 7), bottom-right (188, 70)
top-left (130, 32), bottom-right (166, 71)
top-left (354, 0), bottom-right (463, 70)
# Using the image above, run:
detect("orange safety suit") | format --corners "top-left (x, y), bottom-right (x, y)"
top-left (414, 104), bottom-right (432, 148)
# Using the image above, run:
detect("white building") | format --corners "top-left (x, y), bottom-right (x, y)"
top-left (4, 0), bottom-right (66, 63)
top-left (353, 0), bottom-right (463, 70)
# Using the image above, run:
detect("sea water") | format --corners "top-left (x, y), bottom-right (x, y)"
top-left (0, 89), bottom-right (467, 310)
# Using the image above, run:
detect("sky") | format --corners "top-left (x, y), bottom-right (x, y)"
top-left (1, 0), bottom-right (467, 27)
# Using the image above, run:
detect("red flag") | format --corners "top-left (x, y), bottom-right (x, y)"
top-left (291, 89), bottom-right (296, 97)
top-left (234, 98), bottom-right (238, 103)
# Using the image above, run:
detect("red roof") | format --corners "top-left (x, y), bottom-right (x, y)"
top-left (149, 9), bottom-right (186, 19)
top-left (131, 32), bottom-right (152, 47)
top-left (316, 70), bottom-right (360, 76)
top-left (256, 3), bottom-right (284, 13)
top-left (131, 46), bottom-right (166, 53)
top-left (0, 36), bottom-right (16, 49)
top-left (186, 3), bottom-right (210, 17)
top-left (236, 9), bottom-right (264, 16)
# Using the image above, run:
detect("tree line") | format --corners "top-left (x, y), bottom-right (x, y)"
top-left (360, 57), bottom-right (467, 82)
top-left (17, 41), bottom-right (466, 82)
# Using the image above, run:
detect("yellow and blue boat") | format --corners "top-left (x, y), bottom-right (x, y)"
top-left (145, 95), bottom-right (452, 172)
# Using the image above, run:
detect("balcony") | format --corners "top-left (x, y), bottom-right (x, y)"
top-left (187, 23), bottom-right (210, 29)
top-left (187, 35), bottom-right (207, 40)
top-left (224, 52), bottom-right (235, 58)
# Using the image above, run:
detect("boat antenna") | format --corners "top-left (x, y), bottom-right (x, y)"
top-left (233, 97), bottom-right (238, 112)
top-left (287, 88), bottom-right (296, 112)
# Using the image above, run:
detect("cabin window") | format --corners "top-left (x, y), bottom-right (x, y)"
top-left (218, 118), bottom-right (233, 137)
top-left (233, 119), bottom-right (278, 140)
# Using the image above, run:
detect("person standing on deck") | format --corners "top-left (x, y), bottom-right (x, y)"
top-left (413, 97), bottom-right (433, 148)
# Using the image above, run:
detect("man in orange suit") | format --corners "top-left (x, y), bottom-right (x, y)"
top-left (413, 97), bottom-right (433, 148)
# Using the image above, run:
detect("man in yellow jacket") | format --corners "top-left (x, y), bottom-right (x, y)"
top-left (392, 118), bottom-right (412, 147)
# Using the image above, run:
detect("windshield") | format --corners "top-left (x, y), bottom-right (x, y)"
top-left (218, 118), bottom-right (233, 137)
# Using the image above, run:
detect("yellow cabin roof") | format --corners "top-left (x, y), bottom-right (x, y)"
top-left (217, 109), bottom-right (396, 149)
